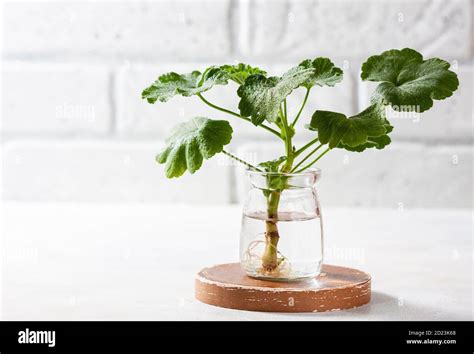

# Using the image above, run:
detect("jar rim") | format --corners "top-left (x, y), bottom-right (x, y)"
top-left (246, 167), bottom-right (321, 178)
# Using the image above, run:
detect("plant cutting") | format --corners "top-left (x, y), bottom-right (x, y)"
top-left (142, 48), bottom-right (459, 282)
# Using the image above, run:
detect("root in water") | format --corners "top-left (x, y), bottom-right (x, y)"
top-left (243, 237), bottom-right (292, 278)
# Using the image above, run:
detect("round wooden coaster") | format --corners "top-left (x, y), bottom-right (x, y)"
top-left (195, 263), bottom-right (371, 312)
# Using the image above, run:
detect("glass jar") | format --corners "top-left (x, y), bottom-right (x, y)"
top-left (239, 168), bottom-right (323, 281)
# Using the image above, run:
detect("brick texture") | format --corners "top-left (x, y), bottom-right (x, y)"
top-left (1, 63), bottom-right (111, 135)
top-left (2, 0), bottom-right (233, 61)
top-left (244, 0), bottom-right (471, 60)
top-left (1, 0), bottom-right (472, 206)
top-left (235, 142), bottom-right (473, 208)
top-left (1, 141), bottom-right (232, 203)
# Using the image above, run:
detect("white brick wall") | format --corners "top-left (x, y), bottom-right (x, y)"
top-left (244, 0), bottom-right (472, 60)
top-left (1, 0), bottom-right (473, 207)
top-left (1, 141), bottom-right (231, 203)
top-left (2, 1), bottom-right (233, 61)
top-left (1, 63), bottom-right (111, 135)
top-left (235, 142), bottom-right (473, 208)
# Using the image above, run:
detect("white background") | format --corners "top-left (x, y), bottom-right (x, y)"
top-left (0, 0), bottom-right (472, 208)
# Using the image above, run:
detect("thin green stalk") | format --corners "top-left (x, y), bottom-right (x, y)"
top-left (290, 143), bottom-right (323, 173)
top-left (198, 93), bottom-right (243, 119)
top-left (222, 150), bottom-right (262, 172)
top-left (293, 147), bottom-right (331, 173)
top-left (294, 137), bottom-right (319, 157)
top-left (291, 88), bottom-right (310, 128)
top-left (197, 93), bottom-right (281, 138)
top-left (279, 107), bottom-right (294, 173)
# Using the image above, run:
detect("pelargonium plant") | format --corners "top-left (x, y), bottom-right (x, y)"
top-left (142, 48), bottom-right (459, 274)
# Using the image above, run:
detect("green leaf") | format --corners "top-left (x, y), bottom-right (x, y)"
top-left (361, 48), bottom-right (459, 112)
top-left (258, 156), bottom-right (287, 172)
top-left (308, 104), bottom-right (390, 149)
top-left (219, 63), bottom-right (267, 85)
top-left (338, 126), bottom-right (392, 152)
top-left (298, 58), bottom-right (343, 88)
top-left (156, 117), bottom-right (233, 178)
top-left (142, 66), bottom-right (228, 104)
top-left (237, 66), bottom-right (315, 125)
top-left (337, 117), bottom-right (393, 152)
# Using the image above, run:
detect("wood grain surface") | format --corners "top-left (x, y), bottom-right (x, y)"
top-left (195, 263), bottom-right (371, 312)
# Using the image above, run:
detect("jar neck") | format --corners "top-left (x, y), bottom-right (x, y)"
top-left (247, 168), bottom-right (321, 190)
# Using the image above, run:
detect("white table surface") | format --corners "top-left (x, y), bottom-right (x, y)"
top-left (1, 202), bottom-right (472, 321)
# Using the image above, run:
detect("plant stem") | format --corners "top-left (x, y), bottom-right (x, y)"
top-left (290, 143), bottom-right (323, 173)
top-left (291, 88), bottom-right (310, 128)
top-left (197, 93), bottom-right (281, 138)
top-left (294, 137), bottom-right (319, 157)
top-left (260, 104), bottom-right (294, 272)
top-left (279, 107), bottom-right (294, 173)
top-left (221, 150), bottom-right (262, 171)
top-left (293, 147), bottom-right (331, 173)
top-left (262, 190), bottom-right (281, 271)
